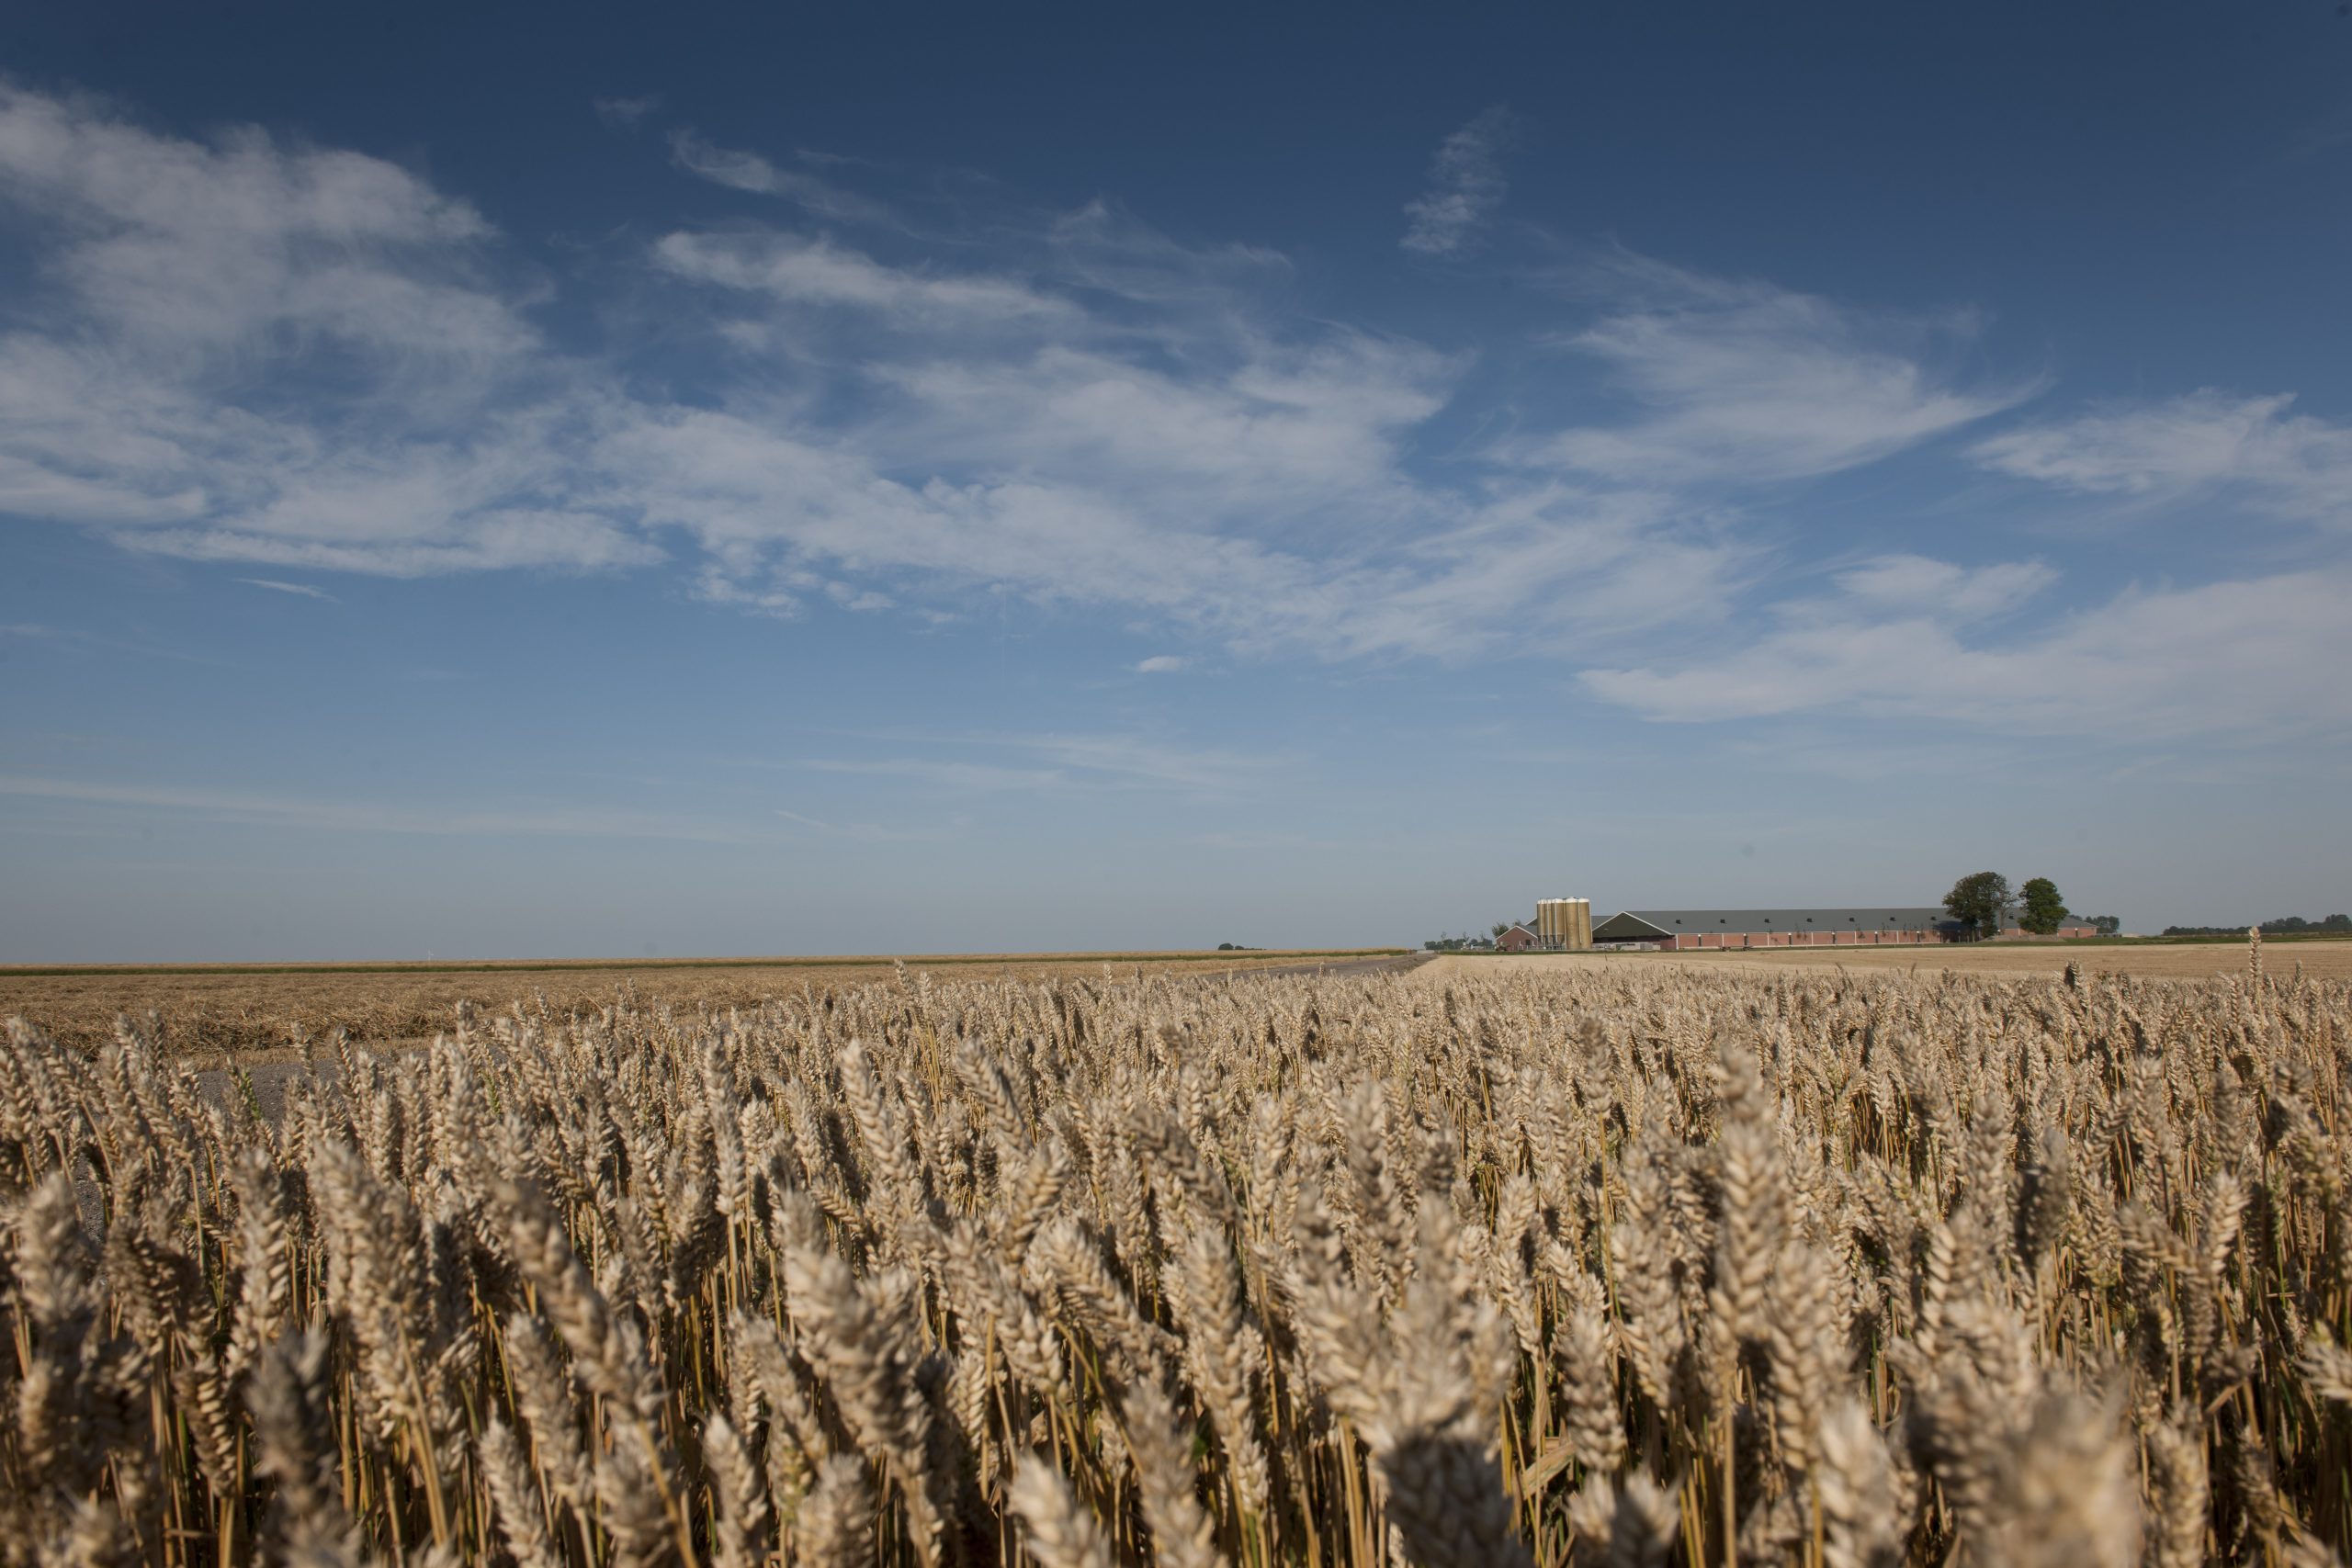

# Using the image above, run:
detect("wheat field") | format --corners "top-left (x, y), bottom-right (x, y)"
top-left (3, 940), bottom-right (2347, 1565)
top-left (0, 952), bottom-right (1401, 1057)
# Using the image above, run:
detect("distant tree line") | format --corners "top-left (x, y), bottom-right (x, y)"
top-left (1947, 879), bottom-right (2079, 940)
top-left (2160, 914), bottom-right (2352, 938)
top-left (1942, 873), bottom-right (2096, 939)
top-left (1422, 931), bottom-right (1498, 951)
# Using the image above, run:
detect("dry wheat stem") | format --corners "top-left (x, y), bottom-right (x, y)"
top-left (0, 936), bottom-right (2346, 1564)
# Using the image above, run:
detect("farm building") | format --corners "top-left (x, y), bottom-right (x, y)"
top-left (1590, 907), bottom-right (1951, 949)
top-left (1994, 919), bottom-right (2102, 941)
top-left (1497, 921), bottom-right (1540, 952)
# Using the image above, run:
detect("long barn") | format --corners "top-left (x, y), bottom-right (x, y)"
top-left (1589, 907), bottom-right (1950, 948)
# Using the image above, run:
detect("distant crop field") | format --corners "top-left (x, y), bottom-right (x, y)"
top-left (0, 948), bottom-right (1409, 1055)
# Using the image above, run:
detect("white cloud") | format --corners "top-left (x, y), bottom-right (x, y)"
top-left (1516, 260), bottom-right (2033, 483)
top-left (1831, 555), bottom-right (2055, 622)
top-left (236, 577), bottom-right (338, 601)
top-left (0, 85), bottom-right (635, 577)
top-left (1401, 107), bottom-right (1516, 255)
top-left (131, 502), bottom-right (665, 577)
top-left (1282, 487), bottom-right (1751, 662)
top-left (690, 568), bottom-right (799, 617)
top-left (1046, 198), bottom-right (1292, 310)
top-left (0, 85), bottom-right (505, 356)
top-left (873, 336), bottom-right (1454, 515)
top-left (824, 582), bottom-right (894, 613)
top-left (0, 85), bottom-right (1941, 662)
top-left (1580, 562), bottom-right (2352, 739)
top-left (15, 78), bottom-right (2272, 716)
top-left (653, 229), bottom-right (1074, 324)
top-left (668, 131), bottom-right (894, 223)
top-left (1135, 654), bottom-right (1186, 672)
top-left (1972, 389), bottom-right (2352, 523)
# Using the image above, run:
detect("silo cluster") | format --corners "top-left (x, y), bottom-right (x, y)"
top-left (1536, 897), bottom-right (1592, 950)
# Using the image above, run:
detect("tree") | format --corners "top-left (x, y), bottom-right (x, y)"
top-left (1943, 872), bottom-right (2013, 941)
top-left (1491, 922), bottom-right (1511, 941)
top-left (2088, 914), bottom-right (2122, 937)
top-left (2018, 877), bottom-right (2069, 936)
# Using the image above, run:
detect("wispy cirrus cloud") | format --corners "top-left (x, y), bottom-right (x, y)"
top-left (1830, 555), bottom-right (2057, 622)
top-left (1401, 106), bottom-right (1517, 255)
top-left (236, 578), bottom-right (338, 601)
top-left (1513, 256), bottom-right (2036, 484)
top-left (668, 130), bottom-right (896, 224)
top-left (653, 228), bottom-right (1071, 321)
top-left (1580, 559), bottom-right (2351, 739)
top-left (1972, 389), bottom-right (2352, 524)
top-left (9, 76), bottom-right (2279, 747)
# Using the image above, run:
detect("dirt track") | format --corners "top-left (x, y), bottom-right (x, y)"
top-left (1411, 940), bottom-right (2352, 984)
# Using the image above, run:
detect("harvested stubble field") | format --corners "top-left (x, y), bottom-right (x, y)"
top-left (0, 951), bottom-right (1404, 1057)
top-left (3, 947), bottom-right (2350, 1566)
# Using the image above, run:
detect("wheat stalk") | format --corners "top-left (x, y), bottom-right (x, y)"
top-left (1, 956), bottom-right (2346, 1563)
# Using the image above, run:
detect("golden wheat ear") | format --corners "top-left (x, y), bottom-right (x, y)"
top-left (6, 953), bottom-right (2344, 1562)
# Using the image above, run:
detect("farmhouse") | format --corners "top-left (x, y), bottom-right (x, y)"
top-left (1496, 921), bottom-right (1540, 952)
top-left (1590, 907), bottom-right (1951, 949)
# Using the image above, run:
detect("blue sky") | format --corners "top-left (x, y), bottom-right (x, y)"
top-left (3, 2), bottom-right (2348, 960)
